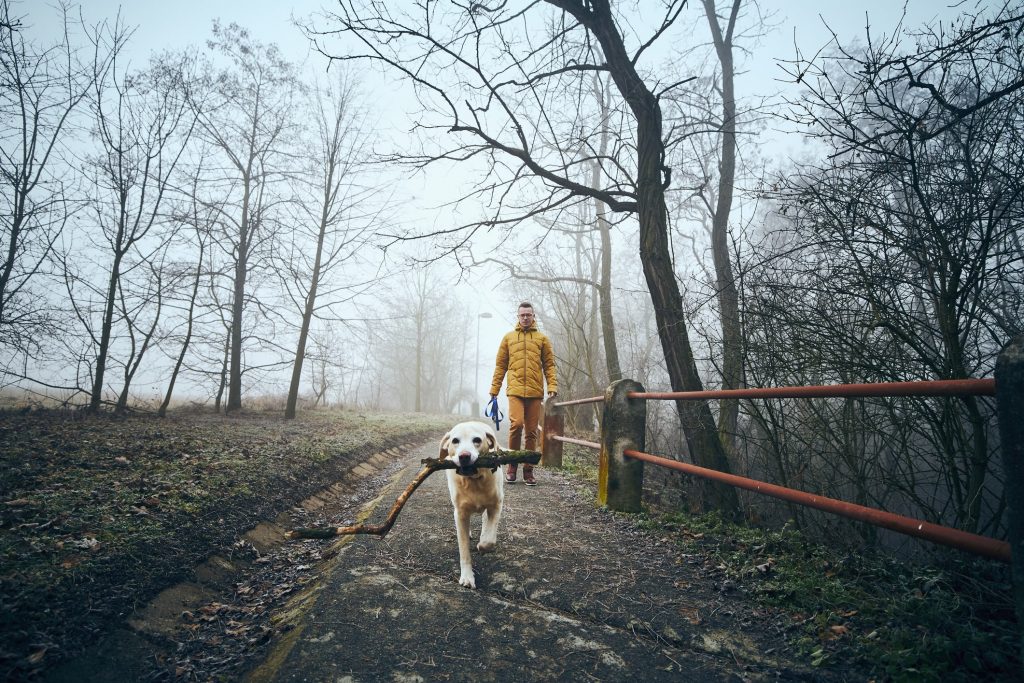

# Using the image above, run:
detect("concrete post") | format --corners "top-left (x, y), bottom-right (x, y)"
top-left (541, 399), bottom-right (564, 468)
top-left (995, 335), bottom-right (1024, 662)
top-left (598, 379), bottom-right (646, 512)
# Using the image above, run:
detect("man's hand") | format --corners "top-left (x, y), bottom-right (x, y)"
top-left (547, 391), bottom-right (557, 399)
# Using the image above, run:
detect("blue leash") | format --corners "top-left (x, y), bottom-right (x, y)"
top-left (484, 397), bottom-right (504, 433)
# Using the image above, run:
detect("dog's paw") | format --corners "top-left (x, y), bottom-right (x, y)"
top-left (476, 540), bottom-right (495, 553)
top-left (458, 570), bottom-right (476, 589)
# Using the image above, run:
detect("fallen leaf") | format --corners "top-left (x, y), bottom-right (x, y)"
top-left (70, 537), bottom-right (99, 550)
top-left (819, 624), bottom-right (850, 641)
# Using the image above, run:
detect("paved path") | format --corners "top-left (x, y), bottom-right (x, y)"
top-left (245, 437), bottom-right (823, 683)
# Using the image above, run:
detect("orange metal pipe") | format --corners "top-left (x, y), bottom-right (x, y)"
top-left (552, 395), bottom-right (605, 407)
top-left (553, 435), bottom-right (601, 450)
top-left (628, 378), bottom-right (995, 401)
top-left (623, 449), bottom-right (1011, 563)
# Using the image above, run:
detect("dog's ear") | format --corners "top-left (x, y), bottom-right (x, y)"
top-left (438, 432), bottom-right (451, 459)
top-left (485, 430), bottom-right (499, 454)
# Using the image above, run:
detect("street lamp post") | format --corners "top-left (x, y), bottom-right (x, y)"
top-left (473, 312), bottom-right (493, 416)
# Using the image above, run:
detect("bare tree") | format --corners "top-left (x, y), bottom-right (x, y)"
top-left (80, 32), bottom-right (196, 411)
top-left (587, 73), bottom-right (622, 384)
top-left (701, 0), bottom-right (743, 454)
top-left (113, 254), bottom-right (167, 411)
top-left (0, 1), bottom-right (105, 355)
top-left (305, 325), bottom-right (345, 408)
top-left (190, 22), bottom-right (301, 412)
top-left (312, 0), bottom-right (740, 514)
top-left (779, 0), bottom-right (1024, 154)
top-left (158, 177), bottom-right (212, 417)
top-left (371, 270), bottom-right (469, 414)
top-left (749, 2), bottom-right (1024, 535)
top-left (282, 72), bottom-right (375, 419)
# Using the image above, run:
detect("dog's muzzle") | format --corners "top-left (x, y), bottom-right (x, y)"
top-left (455, 452), bottom-right (478, 476)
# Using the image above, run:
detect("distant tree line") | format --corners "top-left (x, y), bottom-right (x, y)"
top-left (0, 3), bottom-right (398, 417)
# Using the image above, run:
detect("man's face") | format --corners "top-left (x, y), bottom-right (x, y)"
top-left (517, 307), bottom-right (535, 327)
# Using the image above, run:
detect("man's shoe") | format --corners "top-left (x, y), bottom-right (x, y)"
top-left (505, 464), bottom-right (517, 483)
top-left (523, 465), bottom-right (537, 486)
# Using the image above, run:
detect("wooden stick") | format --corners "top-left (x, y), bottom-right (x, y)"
top-left (419, 450), bottom-right (541, 469)
top-left (285, 451), bottom-right (540, 540)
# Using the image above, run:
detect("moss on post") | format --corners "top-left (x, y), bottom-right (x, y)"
top-left (598, 379), bottom-right (645, 512)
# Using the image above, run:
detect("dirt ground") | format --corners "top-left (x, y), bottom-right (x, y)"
top-left (39, 437), bottom-right (843, 682)
top-left (0, 409), bottom-right (451, 681)
top-left (240, 440), bottom-right (843, 683)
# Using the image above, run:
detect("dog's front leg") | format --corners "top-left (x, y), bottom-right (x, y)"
top-left (453, 508), bottom-right (475, 588)
top-left (478, 500), bottom-right (501, 553)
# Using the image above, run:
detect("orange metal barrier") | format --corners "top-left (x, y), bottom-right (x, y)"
top-left (629, 378), bottom-right (995, 401)
top-left (624, 449), bottom-right (1010, 563)
top-left (552, 379), bottom-right (995, 408)
top-left (547, 377), bottom-right (1008, 562)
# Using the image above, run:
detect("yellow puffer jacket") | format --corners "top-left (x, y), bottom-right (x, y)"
top-left (489, 323), bottom-right (558, 398)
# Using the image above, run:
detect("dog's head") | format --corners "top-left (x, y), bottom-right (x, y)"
top-left (439, 421), bottom-right (500, 477)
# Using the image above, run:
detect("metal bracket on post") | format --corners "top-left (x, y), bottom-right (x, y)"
top-left (598, 379), bottom-right (645, 512)
top-left (995, 335), bottom-right (1024, 662)
top-left (542, 398), bottom-right (564, 468)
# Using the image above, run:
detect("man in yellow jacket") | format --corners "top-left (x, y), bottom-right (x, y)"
top-left (489, 301), bottom-right (558, 485)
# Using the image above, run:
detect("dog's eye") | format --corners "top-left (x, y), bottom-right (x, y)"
top-left (473, 437), bottom-right (482, 445)
top-left (451, 438), bottom-right (460, 445)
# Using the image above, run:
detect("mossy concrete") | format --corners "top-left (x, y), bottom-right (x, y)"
top-left (598, 379), bottom-right (646, 512)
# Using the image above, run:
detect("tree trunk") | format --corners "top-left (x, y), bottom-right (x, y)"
top-left (703, 0), bottom-right (744, 455)
top-left (215, 324), bottom-right (230, 413)
top-left (89, 248), bottom-right (125, 412)
top-left (160, 255), bottom-right (202, 417)
top-left (0, 212), bottom-right (23, 324)
top-left (285, 206), bottom-right (328, 419)
top-left (115, 275), bottom-right (163, 413)
top-left (227, 181), bottom-right (250, 413)
top-left (581, 1), bottom-right (740, 516)
top-left (415, 305), bottom-right (423, 412)
top-left (227, 251), bottom-right (246, 412)
top-left (591, 78), bottom-right (622, 383)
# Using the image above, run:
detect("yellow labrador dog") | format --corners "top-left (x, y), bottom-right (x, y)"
top-left (439, 421), bottom-right (504, 588)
